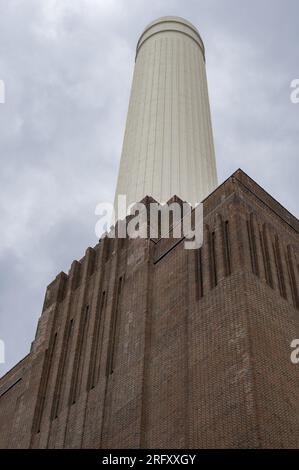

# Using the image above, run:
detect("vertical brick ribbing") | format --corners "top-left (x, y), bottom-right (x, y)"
top-left (51, 319), bottom-right (73, 419)
top-left (106, 277), bottom-right (123, 377)
top-left (247, 214), bottom-right (259, 276)
top-left (140, 241), bottom-right (154, 448)
top-left (223, 220), bottom-right (231, 276)
top-left (69, 305), bottom-right (90, 405)
top-left (44, 260), bottom-right (82, 448)
top-left (208, 228), bottom-right (217, 288)
top-left (62, 248), bottom-right (95, 448)
top-left (272, 236), bottom-right (286, 299)
top-left (286, 245), bottom-right (299, 310)
top-left (195, 248), bottom-right (203, 299)
top-left (99, 239), bottom-right (121, 447)
top-left (31, 332), bottom-right (57, 435)
top-left (87, 291), bottom-right (106, 390)
top-left (260, 225), bottom-right (273, 288)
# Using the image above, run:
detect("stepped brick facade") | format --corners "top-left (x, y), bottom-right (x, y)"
top-left (0, 169), bottom-right (299, 448)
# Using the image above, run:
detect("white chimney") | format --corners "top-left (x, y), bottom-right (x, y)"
top-left (114, 16), bottom-right (218, 211)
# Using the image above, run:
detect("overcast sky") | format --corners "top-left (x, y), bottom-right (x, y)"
top-left (0, 0), bottom-right (298, 376)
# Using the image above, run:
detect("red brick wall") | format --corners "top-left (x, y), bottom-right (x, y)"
top-left (1, 170), bottom-right (298, 448)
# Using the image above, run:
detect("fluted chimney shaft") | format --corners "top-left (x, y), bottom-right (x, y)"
top-left (114, 16), bottom-right (218, 209)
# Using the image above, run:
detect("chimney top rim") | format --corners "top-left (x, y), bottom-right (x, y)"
top-left (142, 16), bottom-right (200, 33)
top-left (136, 15), bottom-right (205, 60)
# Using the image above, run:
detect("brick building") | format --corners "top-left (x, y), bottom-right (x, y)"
top-left (0, 169), bottom-right (299, 448)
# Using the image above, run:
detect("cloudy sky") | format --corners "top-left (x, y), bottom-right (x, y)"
top-left (0, 0), bottom-right (298, 376)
